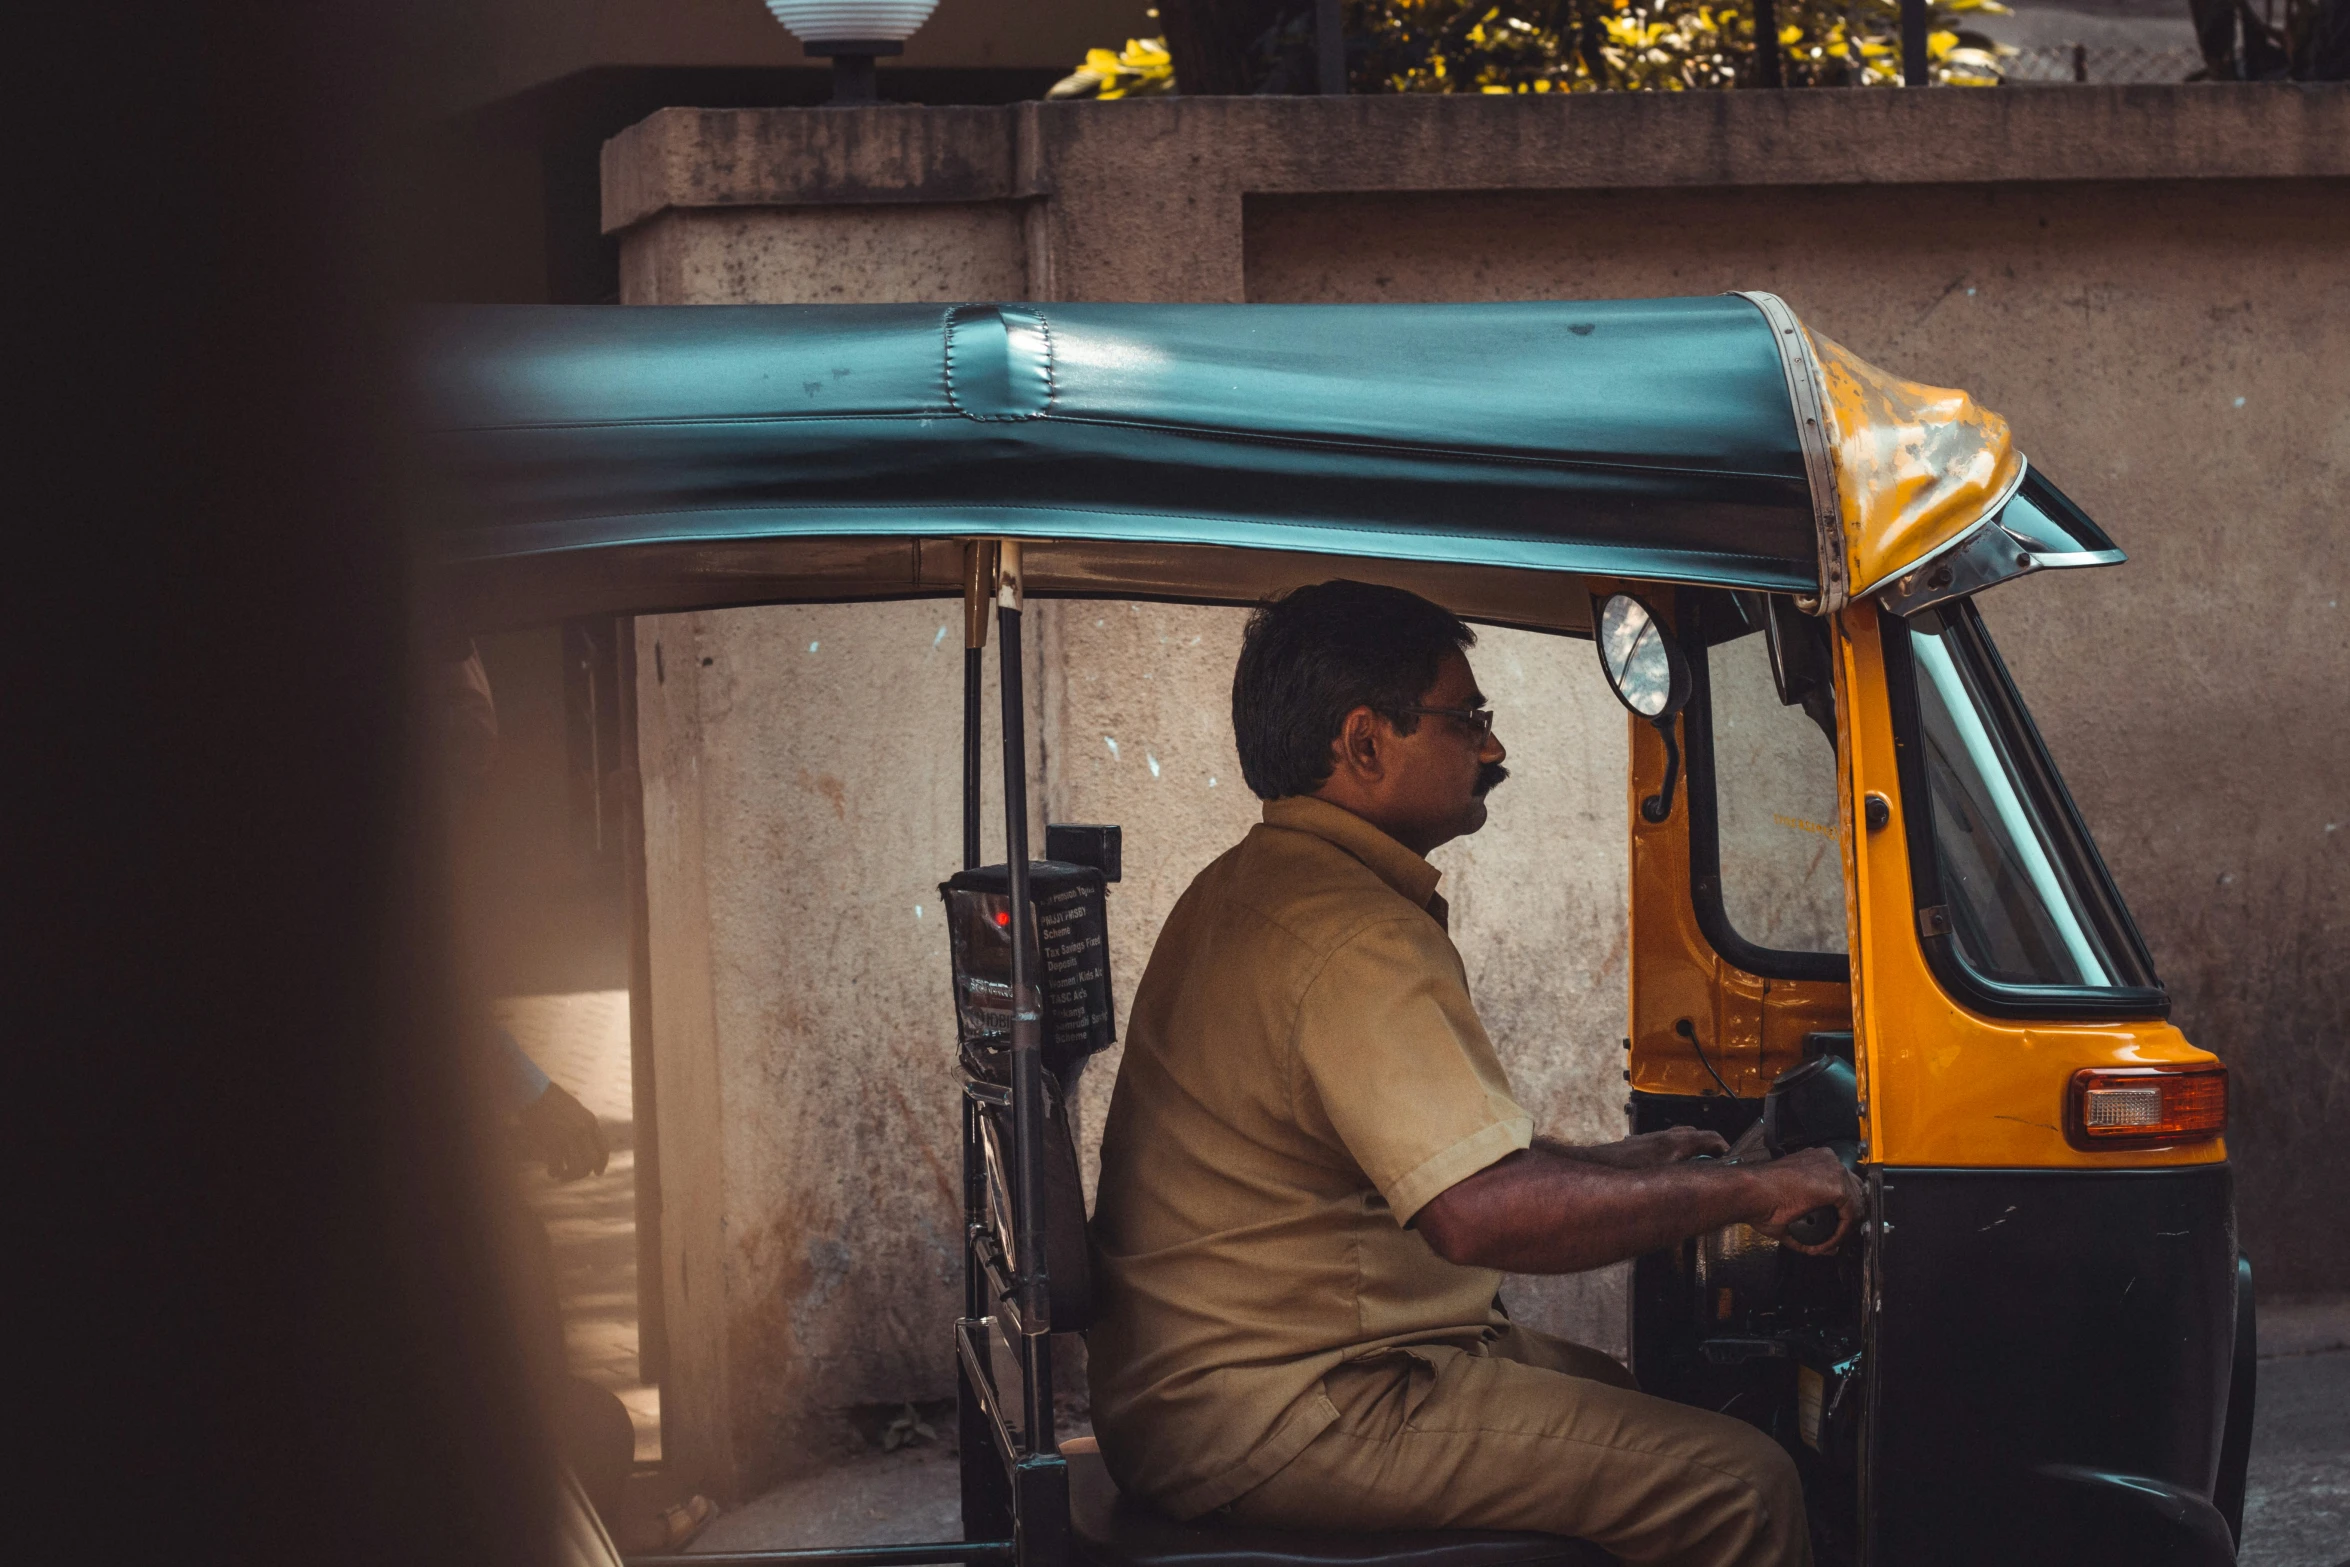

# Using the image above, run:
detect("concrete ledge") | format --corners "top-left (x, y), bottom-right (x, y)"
top-left (604, 105), bottom-right (1024, 233)
top-left (604, 85), bottom-right (2350, 233)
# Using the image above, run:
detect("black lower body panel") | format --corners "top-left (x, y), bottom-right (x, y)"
top-left (1866, 1166), bottom-right (2238, 1567)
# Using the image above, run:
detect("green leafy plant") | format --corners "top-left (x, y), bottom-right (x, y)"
top-left (1057, 0), bottom-right (2016, 95)
top-left (878, 1402), bottom-right (938, 1451)
top-left (1048, 35), bottom-right (1179, 98)
top-left (1351, 0), bottom-right (2013, 90)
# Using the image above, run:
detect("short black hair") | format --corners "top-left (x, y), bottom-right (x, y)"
top-left (1231, 580), bottom-right (1476, 801)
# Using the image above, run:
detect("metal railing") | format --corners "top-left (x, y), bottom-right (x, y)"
top-left (2000, 44), bottom-right (2208, 83)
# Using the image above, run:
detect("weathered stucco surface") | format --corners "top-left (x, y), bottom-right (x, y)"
top-left (611, 88), bottom-right (2350, 1496)
top-left (619, 203), bottom-right (1027, 308)
top-left (637, 603), bottom-right (1047, 1490)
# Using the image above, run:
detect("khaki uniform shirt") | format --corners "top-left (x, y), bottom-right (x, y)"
top-left (1087, 796), bottom-right (1534, 1518)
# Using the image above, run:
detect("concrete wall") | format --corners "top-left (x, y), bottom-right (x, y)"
top-left (608, 86), bottom-right (2350, 1498)
top-left (636, 603), bottom-right (1044, 1486)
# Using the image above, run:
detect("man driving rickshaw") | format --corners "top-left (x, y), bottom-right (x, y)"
top-left (1089, 580), bottom-right (1860, 1567)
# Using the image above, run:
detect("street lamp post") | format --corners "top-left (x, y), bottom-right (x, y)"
top-left (764, 0), bottom-right (941, 104)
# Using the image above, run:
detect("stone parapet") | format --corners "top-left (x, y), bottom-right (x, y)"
top-left (606, 87), bottom-right (2349, 218)
top-left (606, 87), bottom-right (2349, 301)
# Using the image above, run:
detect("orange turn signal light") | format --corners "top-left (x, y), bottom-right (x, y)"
top-left (2066, 1065), bottom-right (2227, 1151)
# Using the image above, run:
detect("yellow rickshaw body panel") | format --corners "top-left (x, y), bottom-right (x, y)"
top-left (1625, 707), bottom-right (1852, 1100)
top-left (1833, 599), bottom-right (2223, 1170)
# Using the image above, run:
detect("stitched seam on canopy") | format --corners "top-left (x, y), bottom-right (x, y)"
top-left (935, 304), bottom-right (954, 409)
top-left (940, 303), bottom-right (963, 417)
top-left (1034, 306), bottom-right (1060, 413)
top-left (427, 411), bottom-right (1804, 484)
top-left (1039, 413), bottom-right (1804, 480)
top-left (449, 503), bottom-right (1808, 572)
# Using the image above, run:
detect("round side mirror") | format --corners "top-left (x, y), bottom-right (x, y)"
top-left (1594, 593), bottom-right (1690, 720)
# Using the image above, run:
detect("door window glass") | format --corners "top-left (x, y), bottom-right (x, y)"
top-left (1707, 630), bottom-right (1847, 958)
top-left (1906, 611), bottom-right (2133, 988)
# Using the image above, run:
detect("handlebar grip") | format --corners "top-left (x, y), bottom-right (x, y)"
top-left (1786, 1205), bottom-right (1841, 1247)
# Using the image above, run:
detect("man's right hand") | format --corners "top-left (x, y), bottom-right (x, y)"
top-left (518, 1082), bottom-right (609, 1182)
top-left (1745, 1147), bottom-right (1863, 1255)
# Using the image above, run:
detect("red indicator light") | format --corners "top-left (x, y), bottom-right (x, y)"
top-left (993, 910), bottom-right (1011, 928)
top-left (2066, 1065), bottom-right (2227, 1151)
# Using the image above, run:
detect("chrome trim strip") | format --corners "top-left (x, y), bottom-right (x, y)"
top-left (2025, 549), bottom-right (2129, 570)
top-left (1871, 461), bottom-right (2130, 618)
top-left (1735, 290), bottom-right (1846, 614)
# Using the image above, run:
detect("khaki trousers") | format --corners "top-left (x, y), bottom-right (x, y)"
top-left (1221, 1326), bottom-right (1810, 1567)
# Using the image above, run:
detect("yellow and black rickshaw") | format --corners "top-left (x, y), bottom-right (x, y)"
top-left (413, 294), bottom-right (2251, 1567)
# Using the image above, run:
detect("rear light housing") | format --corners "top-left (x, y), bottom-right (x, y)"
top-left (2066, 1065), bottom-right (2227, 1151)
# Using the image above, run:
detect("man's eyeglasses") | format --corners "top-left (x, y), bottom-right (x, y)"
top-left (1397, 704), bottom-right (1496, 739)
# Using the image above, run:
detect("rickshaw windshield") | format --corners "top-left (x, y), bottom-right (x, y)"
top-left (1889, 602), bottom-right (2163, 1012)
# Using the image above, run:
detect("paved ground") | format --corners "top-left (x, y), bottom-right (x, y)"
top-left (690, 1447), bottom-right (964, 1556)
top-left (1976, 0), bottom-right (2197, 48)
top-left (2241, 1299), bottom-right (2350, 1567)
top-left (697, 1329), bottom-right (2350, 1561)
top-left (1969, 0), bottom-right (2206, 81)
top-left (505, 990), bottom-right (661, 1462)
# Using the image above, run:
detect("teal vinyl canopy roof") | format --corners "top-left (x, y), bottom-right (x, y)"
top-left (410, 297), bottom-right (1827, 613)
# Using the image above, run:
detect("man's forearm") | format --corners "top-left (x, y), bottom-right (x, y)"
top-left (1533, 1127), bottom-right (1722, 1171)
top-left (1533, 1134), bottom-right (1663, 1170)
top-left (1415, 1146), bottom-right (1766, 1273)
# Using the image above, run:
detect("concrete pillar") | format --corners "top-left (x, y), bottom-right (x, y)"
top-left (637, 599), bottom-right (1053, 1495)
top-left (622, 189), bottom-right (1045, 1498)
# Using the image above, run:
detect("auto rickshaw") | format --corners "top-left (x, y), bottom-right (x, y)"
top-left (413, 294), bottom-right (2253, 1567)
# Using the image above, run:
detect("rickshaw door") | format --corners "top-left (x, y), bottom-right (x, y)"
top-left (1623, 590), bottom-right (1855, 1108)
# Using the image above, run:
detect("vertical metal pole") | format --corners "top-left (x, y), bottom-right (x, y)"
top-left (994, 543), bottom-right (1056, 1455)
top-left (1900, 0), bottom-right (1930, 84)
top-left (960, 544), bottom-right (989, 1324)
top-left (962, 541), bottom-right (995, 874)
top-left (831, 53), bottom-right (879, 104)
top-left (1316, 0), bottom-right (1346, 93)
top-left (956, 542), bottom-right (1008, 1541)
top-left (1753, 0), bottom-right (1784, 87)
top-left (959, 542), bottom-right (1010, 1540)
top-left (617, 618), bottom-right (667, 1402)
top-left (959, 537), bottom-right (996, 1319)
top-left (963, 651), bottom-right (985, 870)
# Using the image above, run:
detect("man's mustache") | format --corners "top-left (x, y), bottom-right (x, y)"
top-left (1473, 761), bottom-right (1510, 798)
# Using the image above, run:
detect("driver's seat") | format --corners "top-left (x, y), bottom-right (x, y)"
top-left (1064, 1442), bottom-right (1618, 1567)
